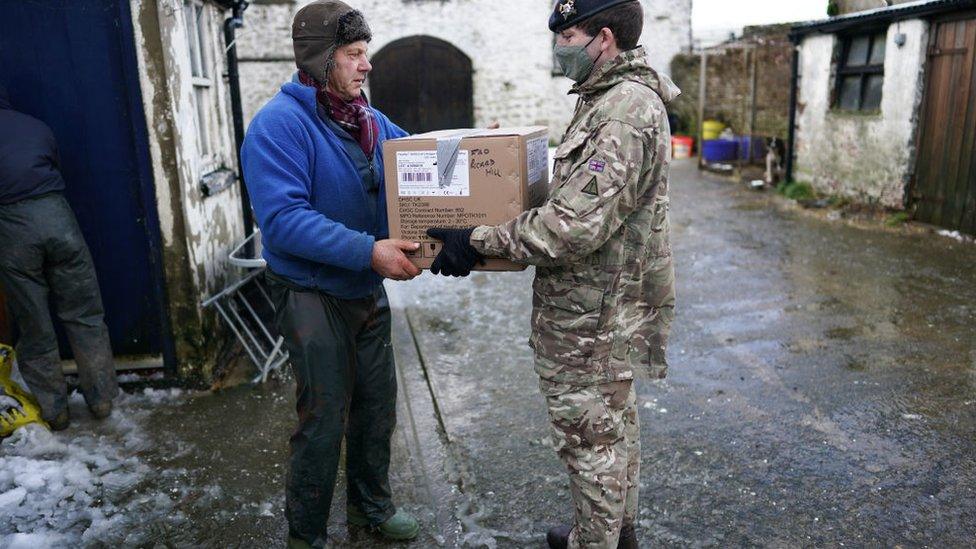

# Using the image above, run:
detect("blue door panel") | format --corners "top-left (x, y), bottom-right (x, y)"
top-left (0, 0), bottom-right (164, 357)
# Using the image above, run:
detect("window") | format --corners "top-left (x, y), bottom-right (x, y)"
top-left (834, 30), bottom-right (887, 112)
top-left (184, 0), bottom-right (215, 160)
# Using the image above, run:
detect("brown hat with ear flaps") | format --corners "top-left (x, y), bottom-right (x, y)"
top-left (292, 0), bottom-right (372, 84)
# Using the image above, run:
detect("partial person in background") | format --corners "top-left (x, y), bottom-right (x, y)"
top-left (240, 1), bottom-right (421, 546)
top-left (0, 83), bottom-right (119, 432)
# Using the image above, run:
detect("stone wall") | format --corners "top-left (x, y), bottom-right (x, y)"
top-left (793, 19), bottom-right (929, 209)
top-left (835, 0), bottom-right (917, 16)
top-left (238, 0), bottom-right (692, 137)
top-left (670, 25), bottom-right (794, 140)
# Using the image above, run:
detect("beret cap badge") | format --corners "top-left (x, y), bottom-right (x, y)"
top-left (558, 0), bottom-right (577, 19)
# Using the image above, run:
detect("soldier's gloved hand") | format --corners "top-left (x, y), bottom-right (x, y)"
top-left (426, 227), bottom-right (485, 277)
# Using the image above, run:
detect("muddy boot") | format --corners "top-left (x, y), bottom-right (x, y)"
top-left (546, 525), bottom-right (570, 549)
top-left (618, 522), bottom-right (638, 549)
top-left (547, 523), bottom-right (636, 548)
top-left (89, 401), bottom-right (112, 420)
top-left (47, 410), bottom-right (70, 431)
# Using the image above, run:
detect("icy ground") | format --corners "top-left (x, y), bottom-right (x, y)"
top-left (3, 158), bottom-right (975, 547)
top-left (937, 229), bottom-right (974, 243)
top-left (0, 387), bottom-right (205, 548)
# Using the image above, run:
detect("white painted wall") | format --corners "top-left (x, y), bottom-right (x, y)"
top-left (167, 1), bottom-right (246, 297)
top-left (133, 0), bottom-right (246, 302)
top-left (131, 0), bottom-right (177, 248)
top-left (794, 19), bottom-right (929, 209)
top-left (238, 0), bottom-right (692, 136)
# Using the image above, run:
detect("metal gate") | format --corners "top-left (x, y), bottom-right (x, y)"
top-left (914, 14), bottom-right (976, 234)
top-left (0, 1), bottom-right (167, 359)
top-left (369, 36), bottom-right (474, 134)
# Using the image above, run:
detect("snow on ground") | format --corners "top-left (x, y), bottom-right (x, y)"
top-left (0, 388), bottom-right (193, 548)
top-left (937, 229), bottom-right (973, 243)
top-left (115, 372), bottom-right (166, 384)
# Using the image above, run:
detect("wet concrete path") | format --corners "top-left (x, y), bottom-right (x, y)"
top-left (5, 160), bottom-right (975, 547)
top-left (388, 159), bottom-right (976, 547)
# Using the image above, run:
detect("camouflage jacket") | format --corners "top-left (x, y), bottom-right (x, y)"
top-left (471, 47), bottom-right (679, 385)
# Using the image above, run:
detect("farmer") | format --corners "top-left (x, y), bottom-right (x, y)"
top-left (240, 2), bottom-right (421, 546)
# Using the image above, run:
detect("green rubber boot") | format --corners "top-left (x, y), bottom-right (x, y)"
top-left (347, 506), bottom-right (420, 541)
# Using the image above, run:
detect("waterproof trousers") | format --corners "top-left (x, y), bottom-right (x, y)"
top-left (267, 272), bottom-right (398, 547)
top-left (539, 368), bottom-right (640, 549)
top-left (0, 193), bottom-right (118, 421)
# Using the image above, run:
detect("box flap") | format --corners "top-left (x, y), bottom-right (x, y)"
top-left (394, 126), bottom-right (549, 141)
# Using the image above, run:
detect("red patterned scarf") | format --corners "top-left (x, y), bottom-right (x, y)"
top-left (299, 70), bottom-right (378, 157)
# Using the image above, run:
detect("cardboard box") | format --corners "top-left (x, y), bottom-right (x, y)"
top-left (383, 127), bottom-right (549, 271)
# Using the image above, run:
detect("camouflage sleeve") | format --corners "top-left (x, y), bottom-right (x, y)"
top-left (471, 121), bottom-right (651, 265)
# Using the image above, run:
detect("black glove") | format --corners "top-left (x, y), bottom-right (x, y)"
top-left (426, 227), bottom-right (485, 277)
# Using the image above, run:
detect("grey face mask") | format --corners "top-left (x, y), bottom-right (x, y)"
top-left (554, 34), bottom-right (600, 83)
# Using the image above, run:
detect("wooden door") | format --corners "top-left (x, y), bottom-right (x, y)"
top-left (370, 36), bottom-right (474, 134)
top-left (914, 15), bottom-right (976, 234)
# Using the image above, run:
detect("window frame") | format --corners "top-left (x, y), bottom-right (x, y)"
top-left (183, 0), bottom-right (220, 172)
top-left (833, 29), bottom-right (888, 113)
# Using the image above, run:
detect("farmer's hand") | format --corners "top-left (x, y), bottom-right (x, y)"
top-left (371, 240), bottom-right (421, 281)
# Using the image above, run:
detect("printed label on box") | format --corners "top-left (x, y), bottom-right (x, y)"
top-left (526, 136), bottom-right (549, 186)
top-left (396, 150), bottom-right (470, 197)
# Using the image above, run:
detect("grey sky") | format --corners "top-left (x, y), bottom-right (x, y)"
top-left (693, 0), bottom-right (828, 31)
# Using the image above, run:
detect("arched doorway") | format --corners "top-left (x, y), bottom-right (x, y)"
top-left (370, 36), bottom-right (474, 134)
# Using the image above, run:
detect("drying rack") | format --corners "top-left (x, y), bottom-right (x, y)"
top-left (202, 231), bottom-right (288, 383)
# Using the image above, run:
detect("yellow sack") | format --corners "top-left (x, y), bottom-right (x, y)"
top-left (0, 344), bottom-right (47, 438)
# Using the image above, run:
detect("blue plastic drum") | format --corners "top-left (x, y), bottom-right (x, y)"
top-left (702, 139), bottom-right (739, 163)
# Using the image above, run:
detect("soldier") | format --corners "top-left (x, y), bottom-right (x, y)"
top-left (426, 0), bottom-right (679, 547)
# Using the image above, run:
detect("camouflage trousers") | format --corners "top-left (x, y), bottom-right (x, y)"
top-left (539, 369), bottom-right (640, 548)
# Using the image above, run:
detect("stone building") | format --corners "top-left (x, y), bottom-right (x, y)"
top-left (788, 0), bottom-right (976, 236)
top-left (237, 0), bottom-right (693, 137)
top-left (832, 0), bottom-right (918, 16)
top-left (0, 0), bottom-right (251, 381)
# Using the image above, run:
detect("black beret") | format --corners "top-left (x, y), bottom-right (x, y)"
top-left (549, 0), bottom-right (640, 32)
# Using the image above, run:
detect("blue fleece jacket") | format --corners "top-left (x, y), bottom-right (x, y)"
top-left (241, 82), bottom-right (407, 298)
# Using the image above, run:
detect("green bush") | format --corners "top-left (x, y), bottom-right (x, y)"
top-left (885, 212), bottom-right (911, 227)
top-left (778, 181), bottom-right (816, 201)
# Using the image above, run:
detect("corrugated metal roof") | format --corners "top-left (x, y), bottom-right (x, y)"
top-left (790, 0), bottom-right (976, 39)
